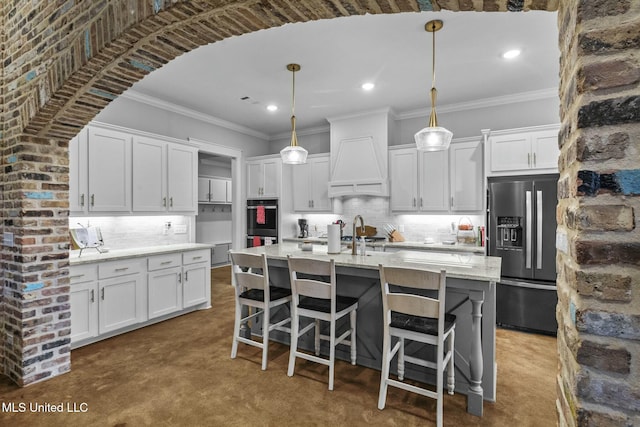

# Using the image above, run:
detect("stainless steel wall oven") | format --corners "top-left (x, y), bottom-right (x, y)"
top-left (246, 199), bottom-right (278, 247)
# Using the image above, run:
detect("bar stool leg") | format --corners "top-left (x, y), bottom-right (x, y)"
top-left (350, 310), bottom-right (357, 365)
top-left (397, 337), bottom-right (405, 381)
top-left (378, 331), bottom-right (391, 410)
top-left (261, 306), bottom-right (270, 370)
top-left (231, 301), bottom-right (242, 359)
top-left (314, 319), bottom-right (321, 356)
top-left (328, 319), bottom-right (336, 391)
top-left (287, 307), bottom-right (299, 377)
top-left (447, 328), bottom-right (456, 395)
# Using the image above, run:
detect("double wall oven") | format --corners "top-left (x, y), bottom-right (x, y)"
top-left (246, 199), bottom-right (278, 247)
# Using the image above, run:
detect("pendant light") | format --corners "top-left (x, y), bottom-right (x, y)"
top-left (280, 63), bottom-right (308, 164)
top-left (414, 20), bottom-right (453, 151)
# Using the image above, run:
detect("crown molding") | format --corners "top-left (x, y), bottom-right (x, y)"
top-left (269, 124), bottom-right (330, 141)
top-left (396, 88), bottom-right (558, 120)
top-left (120, 90), bottom-right (270, 140)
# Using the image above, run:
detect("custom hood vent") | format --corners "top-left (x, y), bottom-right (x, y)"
top-left (327, 109), bottom-right (393, 198)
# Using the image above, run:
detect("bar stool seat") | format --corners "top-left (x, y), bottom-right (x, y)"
top-left (390, 312), bottom-right (456, 336)
top-left (230, 251), bottom-right (292, 371)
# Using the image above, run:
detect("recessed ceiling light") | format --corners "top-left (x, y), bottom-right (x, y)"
top-left (361, 82), bottom-right (375, 91)
top-left (266, 104), bottom-right (278, 112)
top-left (502, 49), bottom-right (521, 59)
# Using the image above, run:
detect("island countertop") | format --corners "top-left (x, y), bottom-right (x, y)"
top-left (69, 243), bottom-right (214, 265)
top-left (240, 242), bottom-right (501, 283)
top-left (282, 237), bottom-right (486, 254)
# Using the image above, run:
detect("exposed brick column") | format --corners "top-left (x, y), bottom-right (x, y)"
top-left (556, 1), bottom-right (640, 425)
top-left (1, 134), bottom-right (71, 386)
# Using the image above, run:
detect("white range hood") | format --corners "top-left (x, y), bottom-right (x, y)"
top-left (327, 109), bottom-right (393, 198)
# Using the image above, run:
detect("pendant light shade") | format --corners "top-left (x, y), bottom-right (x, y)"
top-left (281, 63), bottom-right (308, 164)
top-left (415, 20), bottom-right (452, 151)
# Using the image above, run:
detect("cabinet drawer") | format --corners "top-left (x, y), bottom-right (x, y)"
top-left (183, 249), bottom-right (210, 265)
top-left (98, 258), bottom-right (144, 279)
top-left (70, 264), bottom-right (98, 284)
top-left (148, 253), bottom-right (182, 271)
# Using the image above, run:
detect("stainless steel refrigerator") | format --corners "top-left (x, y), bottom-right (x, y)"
top-left (487, 174), bottom-right (558, 335)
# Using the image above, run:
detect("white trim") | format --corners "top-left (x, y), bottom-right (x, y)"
top-left (326, 107), bottom-right (396, 123)
top-left (121, 90), bottom-right (270, 140)
top-left (269, 124), bottom-right (330, 141)
top-left (396, 88), bottom-right (559, 120)
top-left (89, 120), bottom-right (198, 147)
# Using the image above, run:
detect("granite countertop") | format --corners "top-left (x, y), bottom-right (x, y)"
top-left (282, 237), bottom-right (486, 254)
top-left (69, 243), bottom-right (214, 265)
top-left (237, 242), bottom-right (501, 282)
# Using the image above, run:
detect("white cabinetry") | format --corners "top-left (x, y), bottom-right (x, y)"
top-left (97, 258), bottom-right (146, 334)
top-left (87, 126), bottom-right (132, 212)
top-left (449, 140), bottom-right (483, 212)
top-left (247, 157), bottom-right (281, 198)
top-left (147, 253), bottom-right (182, 319)
top-left (487, 125), bottom-right (560, 176)
top-left (198, 177), bottom-right (232, 204)
top-left (69, 131), bottom-right (89, 214)
top-left (70, 264), bottom-right (98, 342)
top-left (182, 249), bottom-right (210, 308)
top-left (291, 154), bottom-right (332, 212)
top-left (390, 139), bottom-right (482, 213)
top-left (211, 243), bottom-right (231, 266)
top-left (131, 136), bottom-right (197, 213)
top-left (70, 247), bottom-right (211, 348)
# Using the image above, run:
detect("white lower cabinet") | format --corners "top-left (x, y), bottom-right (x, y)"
top-left (182, 249), bottom-right (211, 308)
top-left (70, 247), bottom-right (211, 348)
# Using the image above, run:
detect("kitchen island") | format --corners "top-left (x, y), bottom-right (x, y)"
top-left (235, 242), bottom-right (501, 416)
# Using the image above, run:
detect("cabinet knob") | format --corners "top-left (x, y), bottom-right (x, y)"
top-left (528, 153), bottom-right (531, 166)
top-left (170, 197), bottom-right (173, 207)
top-left (533, 152), bottom-right (537, 167)
top-left (80, 194), bottom-right (85, 207)
top-left (163, 197), bottom-right (167, 207)
top-left (90, 289), bottom-right (94, 303)
top-left (91, 194), bottom-right (95, 207)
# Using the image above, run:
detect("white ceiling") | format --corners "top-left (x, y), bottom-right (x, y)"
top-left (129, 10), bottom-right (559, 139)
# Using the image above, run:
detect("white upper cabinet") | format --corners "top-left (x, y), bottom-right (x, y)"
top-left (198, 177), bottom-right (231, 204)
top-left (389, 139), bottom-right (481, 214)
top-left (246, 157), bottom-right (281, 198)
top-left (167, 144), bottom-right (198, 212)
top-left (291, 154), bottom-right (332, 212)
top-left (87, 126), bottom-right (132, 212)
top-left (487, 124), bottom-right (560, 176)
top-left (132, 135), bottom-right (197, 213)
top-left (69, 130), bottom-right (89, 214)
top-left (449, 140), bottom-right (483, 212)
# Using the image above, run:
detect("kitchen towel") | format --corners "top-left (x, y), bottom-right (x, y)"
top-left (256, 205), bottom-right (266, 225)
top-left (252, 236), bottom-right (261, 247)
top-left (327, 224), bottom-right (341, 254)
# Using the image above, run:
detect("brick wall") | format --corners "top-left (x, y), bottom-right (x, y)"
top-left (556, 1), bottom-right (640, 425)
top-left (5, 1), bottom-right (637, 425)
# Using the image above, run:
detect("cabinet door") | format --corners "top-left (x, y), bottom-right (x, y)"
top-left (309, 157), bottom-right (331, 211)
top-left (87, 127), bottom-right (132, 212)
top-left (489, 133), bottom-right (531, 173)
top-left (246, 161), bottom-right (262, 198)
top-left (450, 141), bottom-right (483, 212)
top-left (167, 145), bottom-right (197, 212)
top-left (69, 131), bottom-right (89, 214)
top-left (132, 137), bottom-right (167, 211)
top-left (183, 262), bottom-right (209, 308)
top-left (70, 281), bottom-right (98, 343)
top-left (148, 266), bottom-right (182, 319)
top-left (99, 273), bottom-right (145, 334)
top-left (198, 177), bottom-right (210, 203)
top-left (389, 148), bottom-right (418, 212)
top-left (531, 129), bottom-right (559, 171)
top-left (419, 150), bottom-right (449, 212)
top-left (292, 163), bottom-right (311, 211)
top-left (261, 159), bottom-right (281, 198)
top-left (209, 178), bottom-right (228, 203)
top-left (225, 180), bottom-right (233, 203)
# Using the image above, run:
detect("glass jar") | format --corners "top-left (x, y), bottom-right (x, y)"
top-left (456, 217), bottom-right (476, 245)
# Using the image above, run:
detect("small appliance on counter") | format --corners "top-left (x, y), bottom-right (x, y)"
top-left (70, 225), bottom-right (106, 256)
top-left (297, 218), bottom-right (309, 238)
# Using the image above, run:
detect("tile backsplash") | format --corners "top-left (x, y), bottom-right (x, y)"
top-left (69, 215), bottom-right (194, 251)
top-left (291, 196), bottom-right (484, 243)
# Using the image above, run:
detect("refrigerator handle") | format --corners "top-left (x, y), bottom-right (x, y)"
top-left (526, 190), bottom-right (532, 269)
top-left (536, 190), bottom-right (543, 270)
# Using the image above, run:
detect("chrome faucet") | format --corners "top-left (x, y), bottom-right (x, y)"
top-left (352, 215), bottom-right (365, 255)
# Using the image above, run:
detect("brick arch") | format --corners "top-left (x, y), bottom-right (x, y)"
top-left (4, 1), bottom-right (640, 426)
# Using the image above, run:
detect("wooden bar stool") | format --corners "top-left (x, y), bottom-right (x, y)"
top-left (377, 265), bottom-right (455, 427)
top-left (286, 256), bottom-right (358, 391)
top-left (230, 251), bottom-right (292, 370)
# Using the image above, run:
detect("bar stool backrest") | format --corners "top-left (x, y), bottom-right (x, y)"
top-left (230, 252), bottom-right (269, 297)
top-left (287, 257), bottom-right (336, 309)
